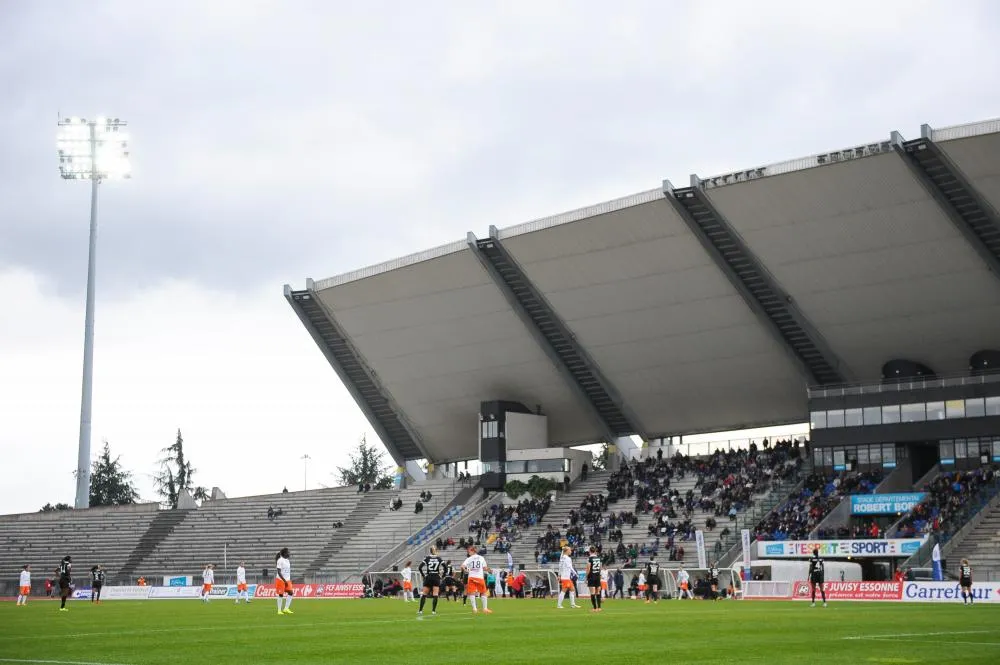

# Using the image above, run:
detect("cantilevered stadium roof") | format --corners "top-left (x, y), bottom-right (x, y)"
top-left (287, 118), bottom-right (1000, 465)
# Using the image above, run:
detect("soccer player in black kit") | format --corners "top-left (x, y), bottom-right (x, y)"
top-left (442, 561), bottom-right (458, 601)
top-left (90, 565), bottom-right (106, 604)
top-left (809, 548), bottom-right (827, 607)
top-left (586, 546), bottom-right (603, 612)
top-left (645, 555), bottom-right (662, 603)
top-left (959, 558), bottom-right (973, 605)
top-left (57, 555), bottom-right (72, 611)
top-left (708, 562), bottom-right (721, 601)
top-left (417, 546), bottom-right (443, 618)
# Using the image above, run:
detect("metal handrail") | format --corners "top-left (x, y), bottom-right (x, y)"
top-left (808, 370), bottom-right (1000, 399)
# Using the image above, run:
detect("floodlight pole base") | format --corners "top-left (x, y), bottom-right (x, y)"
top-left (74, 122), bottom-right (99, 510)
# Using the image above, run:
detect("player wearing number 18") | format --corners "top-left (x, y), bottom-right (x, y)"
top-left (586, 546), bottom-right (603, 612)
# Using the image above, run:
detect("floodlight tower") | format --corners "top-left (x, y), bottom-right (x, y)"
top-left (57, 116), bottom-right (130, 509)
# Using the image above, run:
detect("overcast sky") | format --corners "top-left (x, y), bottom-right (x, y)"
top-left (1, 0), bottom-right (998, 515)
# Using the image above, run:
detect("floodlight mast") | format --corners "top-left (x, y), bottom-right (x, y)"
top-left (58, 116), bottom-right (129, 509)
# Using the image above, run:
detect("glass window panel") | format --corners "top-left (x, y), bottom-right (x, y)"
top-left (871, 445), bottom-right (882, 463)
top-left (946, 399), bottom-right (966, 419)
top-left (883, 444), bottom-right (896, 463)
top-left (966, 398), bottom-right (986, 418)
top-left (827, 410), bottom-right (845, 428)
top-left (863, 407), bottom-right (882, 426)
top-left (823, 448), bottom-right (834, 467)
top-left (940, 441), bottom-right (955, 464)
top-left (993, 439), bottom-right (1000, 461)
top-left (810, 411), bottom-right (827, 429)
top-left (901, 403), bottom-right (926, 423)
top-left (844, 408), bottom-right (863, 427)
top-left (986, 396), bottom-right (1000, 417)
top-left (858, 445), bottom-right (870, 464)
top-left (814, 449), bottom-right (823, 467)
top-left (925, 401), bottom-right (945, 421)
top-left (956, 440), bottom-right (968, 459)
top-left (882, 404), bottom-right (901, 424)
top-left (833, 449), bottom-right (846, 468)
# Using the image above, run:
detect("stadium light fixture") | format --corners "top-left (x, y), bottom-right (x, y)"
top-left (57, 116), bottom-right (131, 510)
top-left (301, 454), bottom-right (312, 491)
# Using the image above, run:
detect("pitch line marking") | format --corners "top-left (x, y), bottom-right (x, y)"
top-left (0, 659), bottom-right (136, 665)
top-left (843, 630), bottom-right (994, 640)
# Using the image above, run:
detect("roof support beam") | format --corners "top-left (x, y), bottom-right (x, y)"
top-left (663, 180), bottom-right (850, 387)
top-left (284, 282), bottom-right (429, 465)
top-left (467, 231), bottom-right (647, 444)
top-left (891, 129), bottom-right (1000, 282)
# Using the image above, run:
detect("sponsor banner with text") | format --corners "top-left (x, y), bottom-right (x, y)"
top-left (148, 585), bottom-right (203, 599)
top-left (791, 580), bottom-right (902, 601)
top-left (759, 538), bottom-right (925, 558)
top-left (903, 582), bottom-right (1000, 603)
top-left (255, 583), bottom-right (364, 599)
top-left (71, 586), bottom-right (152, 600)
top-left (850, 493), bottom-right (926, 515)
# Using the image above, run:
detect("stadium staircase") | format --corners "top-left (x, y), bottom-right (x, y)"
top-left (947, 494), bottom-right (1000, 578)
top-left (318, 478), bottom-right (460, 582)
top-left (0, 503), bottom-right (161, 584)
top-left (118, 509), bottom-right (192, 582)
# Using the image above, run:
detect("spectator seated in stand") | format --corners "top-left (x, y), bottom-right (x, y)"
top-left (895, 466), bottom-right (997, 538)
top-left (755, 470), bottom-right (883, 541)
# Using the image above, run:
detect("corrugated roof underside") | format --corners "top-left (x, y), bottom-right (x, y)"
top-left (500, 197), bottom-right (808, 434)
top-left (709, 150), bottom-right (1000, 382)
top-left (316, 249), bottom-right (603, 460)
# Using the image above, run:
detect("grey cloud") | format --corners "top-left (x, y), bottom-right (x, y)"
top-left (2, 0), bottom-right (999, 300)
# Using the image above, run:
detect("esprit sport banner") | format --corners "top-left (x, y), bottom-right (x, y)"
top-left (850, 493), bottom-right (926, 515)
top-left (254, 583), bottom-right (364, 599)
top-left (758, 538), bottom-right (925, 558)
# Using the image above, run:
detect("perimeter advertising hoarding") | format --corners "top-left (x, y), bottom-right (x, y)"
top-left (758, 538), bottom-right (925, 558)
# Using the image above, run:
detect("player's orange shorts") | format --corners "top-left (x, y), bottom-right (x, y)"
top-left (637, 584), bottom-right (647, 592)
top-left (601, 581), bottom-right (608, 591)
top-left (275, 579), bottom-right (293, 595)
top-left (560, 579), bottom-right (575, 592)
top-left (237, 583), bottom-right (247, 592)
top-left (202, 584), bottom-right (212, 593)
top-left (466, 577), bottom-right (487, 595)
top-left (20, 586), bottom-right (30, 596)
top-left (680, 582), bottom-right (689, 591)
top-left (402, 581), bottom-right (413, 591)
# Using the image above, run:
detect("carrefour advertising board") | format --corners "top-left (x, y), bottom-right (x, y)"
top-left (758, 538), bottom-right (925, 558)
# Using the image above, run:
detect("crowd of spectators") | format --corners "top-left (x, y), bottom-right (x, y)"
top-left (468, 495), bottom-right (552, 549)
top-left (756, 470), bottom-right (883, 541)
top-left (895, 466), bottom-right (998, 537)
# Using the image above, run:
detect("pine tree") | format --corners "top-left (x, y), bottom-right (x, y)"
top-left (89, 441), bottom-right (140, 506)
top-left (155, 429), bottom-right (206, 507)
top-left (336, 434), bottom-right (394, 489)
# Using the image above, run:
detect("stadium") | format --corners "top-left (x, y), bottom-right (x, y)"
top-left (4, 116), bottom-right (1000, 663)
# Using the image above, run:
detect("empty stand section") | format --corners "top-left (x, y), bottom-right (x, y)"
top-left (0, 503), bottom-right (160, 582)
top-left (133, 487), bottom-right (362, 580)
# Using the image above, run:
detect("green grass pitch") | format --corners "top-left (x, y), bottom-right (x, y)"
top-left (1, 598), bottom-right (998, 664)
